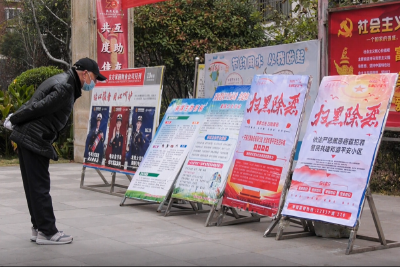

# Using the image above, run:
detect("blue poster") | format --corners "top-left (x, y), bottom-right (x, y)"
top-left (127, 107), bottom-right (156, 170)
top-left (84, 106), bottom-right (110, 165)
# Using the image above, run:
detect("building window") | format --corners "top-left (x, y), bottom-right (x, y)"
top-left (256, 0), bottom-right (291, 22)
top-left (5, 8), bottom-right (21, 20)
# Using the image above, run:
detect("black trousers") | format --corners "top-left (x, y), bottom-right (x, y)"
top-left (18, 146), bottom-right (58, 236)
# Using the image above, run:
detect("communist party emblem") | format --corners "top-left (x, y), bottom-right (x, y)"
top-left (338, 18), bottom-right (353, 38)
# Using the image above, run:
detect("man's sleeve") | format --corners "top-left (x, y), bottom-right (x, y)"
top-left (10, 83), bottom-right (71, 125)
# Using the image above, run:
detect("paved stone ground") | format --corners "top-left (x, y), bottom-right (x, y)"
top-left (0, 163), bottom-right (399, 266)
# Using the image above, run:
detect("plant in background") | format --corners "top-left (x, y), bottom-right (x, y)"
top-left (264, 0), bottom-right (318, 46)
top-left (134, 0), bottom-right (268, 112)
top-left (10, 66), bottom-right (63, 91)
top-left (0, 91), bottom-right (14, 156)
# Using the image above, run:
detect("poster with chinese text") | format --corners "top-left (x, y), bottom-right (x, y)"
top-left (83, 67), bottom-right (164, 175)
top-left (196, 64), bottom-right (206, 98)
top-left (84, 106), bottom-right (110, 165)
top-left (282, 74), bottom-right (398, 227)
top-left (125, 98), bottom-right (210, 203)
top-left (126, 107), bottom-right (156, 171)
top-left (205, 40), bottom-right (320, 155)
top-left (222, 75), bottom-right (311, 217)
top-left (105, 106), bottom-right (130, 169)
top-left (172, 85), bottom-right (251, 205)
top-left (97, 0), bottom-right (128, 71)
top-left (328, 2), bottom-right (400, 129)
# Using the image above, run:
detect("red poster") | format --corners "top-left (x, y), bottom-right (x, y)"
top-left (328, 2), bottom-right (400, 129)
top-left (97, 0), bottom-right (128, 71)
top-left (105, 106), bottom-right (131, 170)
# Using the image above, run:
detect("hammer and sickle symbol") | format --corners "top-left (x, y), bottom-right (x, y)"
top-left (338, 18), bottom-right (353, 38)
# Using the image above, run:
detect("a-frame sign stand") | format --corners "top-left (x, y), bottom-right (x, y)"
top-left (263, 172), bottom-right (315, 239)
top-left (345, 188), bottom-right (400, 254)
top-left (265, 109), bottom-right (400, 254)
top-left (120, 164), bottom-right (202, 212)
top-left (80, 165), bottom-right (133, 197)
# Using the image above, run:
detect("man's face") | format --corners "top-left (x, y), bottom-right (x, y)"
top-left (136, 121), bottom-right (142, 131)
top-left (96, 120), bottom-right (101, 128)
top-left (116, 121), bottom-right (121, 131)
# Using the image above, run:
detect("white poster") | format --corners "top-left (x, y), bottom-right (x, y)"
top-left (172, 85), bottom-right (251, 205)
top-left (282, 74), bottom-right (398, 227)
top-left (196, 64), bottom-right (206, 98)
top-left (125, 98), bottom-right (210, 203)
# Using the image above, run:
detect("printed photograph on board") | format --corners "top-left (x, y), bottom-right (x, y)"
top-left (84, 106), bottom-right (110, 165)
top-left (126, 107), bottom-right (156, 171)
top-left (105, 106), bottom-right (130, 170)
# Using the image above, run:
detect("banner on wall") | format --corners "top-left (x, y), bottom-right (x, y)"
top-left (125, 98), bottom-right (211, 203)
top-left (172, 85), bottom-right (251, 205)
top-left (205, 40), bottom-right (320, 154)
top-left (196, 64), bottom-right (206, 98)
top-left (328, 2), bottom-right (400, 129)
top-left (282, 74), bottom-right (398, 227)
top-left (97, 0), bottom-right (128, 71)
top-left (83, 67), bottom-right (164, 175)
top-left (222, 75), bottom-right (311, 217)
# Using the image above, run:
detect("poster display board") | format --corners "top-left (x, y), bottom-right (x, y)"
top-left (124, 98), bottom-right (211, 203)
top-left (222, 75), bottom-right (311, 217)
top-left (196, 64), bottom-right (206, 98)
top-left (97, 0), bottom-right (128, 71)
top-left (83, 67), bottom-right (164, 175)
top-left (205, 40), bottom-right (320, 150)
top-left (172, 85), bottom-right (251, 205)
top-left (328, 2), bottom-right (400, 129)
top-left (282, 74), bottom-right (398, 227)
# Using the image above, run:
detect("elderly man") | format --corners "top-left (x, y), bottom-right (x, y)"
top-left (6, 58), bottom-right (106, 245)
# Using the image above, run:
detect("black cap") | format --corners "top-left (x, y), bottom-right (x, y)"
top-left (74, 58), bottom-right (107, 81)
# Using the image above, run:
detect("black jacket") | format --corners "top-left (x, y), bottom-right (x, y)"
top-left (10, 69), bottom-right (82, 160)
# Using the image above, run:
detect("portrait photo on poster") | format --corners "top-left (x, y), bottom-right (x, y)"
top-left (84, 106), bottom-right (110, 165)
top-left (105, 106), bottom-right (130, 170)
top-left (126, 107), bottom-right (156, 171)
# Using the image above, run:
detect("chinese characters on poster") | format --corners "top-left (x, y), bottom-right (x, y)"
top-left (222, 75), bottom-right (311, 217)
top-left (83, 67), bottom-right (164, 175)
top-left (282, 74), bottom-right (398, 227)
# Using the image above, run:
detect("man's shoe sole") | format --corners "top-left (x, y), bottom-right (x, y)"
top-left (36, 239), bottom-right (73, 245)
top-left (30, 236), bottom-right (37, 242)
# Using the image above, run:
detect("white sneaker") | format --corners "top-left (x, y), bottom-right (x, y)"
top-left (36, 231), bottom-right (73, 245)
top-left (30, 227), bottom-right (38, 242)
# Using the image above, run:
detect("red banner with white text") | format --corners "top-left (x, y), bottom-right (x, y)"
top-left (97, 0), bottom-right (128, 71)
top-left (328, 2), bottom-right (400, 128)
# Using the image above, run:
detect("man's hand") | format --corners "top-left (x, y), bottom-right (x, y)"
top-left (3, 113), bottom-right (14, 131)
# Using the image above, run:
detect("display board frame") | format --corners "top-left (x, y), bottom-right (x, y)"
top-left (213, 75), bottom-right (312, 227)
top-left (265, 73), bottom-right (400, 255)
top-left (80, 67), bottom-right (164, 196)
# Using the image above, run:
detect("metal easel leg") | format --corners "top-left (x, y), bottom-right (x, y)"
top-left (110, 172), bottom-right (116, 193)
top-left (264, 215), bottom-right (281, 237)
top-left (120, 196), bottom-right (127, 206)
top-left (205, 205), bottom-right (217, 227)
top-left (80, 166), bottom-right (87, 188)
top-left (164, 197), bottom-right (174, 217)
top-left (346, 225), bottom-right (359, 255)
top-left (96, 169), bottom-right (110, 185)
top-left (366, 189), bottom-right (387, 246)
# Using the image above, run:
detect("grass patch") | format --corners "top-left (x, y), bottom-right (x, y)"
top-left (0, 156), bottom-right (74, 167)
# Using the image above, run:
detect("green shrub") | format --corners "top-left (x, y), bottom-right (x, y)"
top-left (9, 66), bottom-right (63, 91)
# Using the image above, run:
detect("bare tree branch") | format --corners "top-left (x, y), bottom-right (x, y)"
top-left (29, 0), bottom-right (70, 67)
top-left (46, 29), bottom-right (66, 45)
top-left (39, 0), bottom-right (69, 28)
